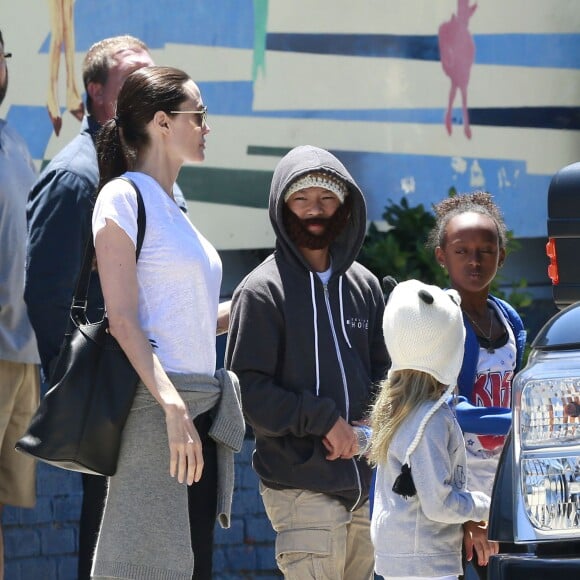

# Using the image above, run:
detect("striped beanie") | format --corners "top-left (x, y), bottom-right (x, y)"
top-left (284, 172), bottom-right (349, 204)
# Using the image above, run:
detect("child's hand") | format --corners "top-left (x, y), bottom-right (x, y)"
top-left (463, 520), bottom-right (499, 566)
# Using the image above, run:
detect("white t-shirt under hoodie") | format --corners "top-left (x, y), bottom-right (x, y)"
top-left (92, 171), bottom-right (222, 375)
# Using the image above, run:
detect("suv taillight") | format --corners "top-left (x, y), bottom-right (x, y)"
top-left (546, 239), bottom-right (559, 286)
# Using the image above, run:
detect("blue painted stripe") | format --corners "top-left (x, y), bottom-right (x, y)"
top-left (266, 33), bottom-right (580, 69)
top-left (198, 81), bottom-right (580, 130)
top-left (266, 33), bottom-right (440, 60)
top-left (475, 34), bottom-right (580, 68)
top-left (199, 80), bottom-right (446, 123)
top-left (40, 0), bottom-right (254, 53)
top-left (470, 107), bottom-right (580, 130)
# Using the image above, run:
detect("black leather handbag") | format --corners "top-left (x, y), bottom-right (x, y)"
top-left (16, 178), bottom-right (146, 476)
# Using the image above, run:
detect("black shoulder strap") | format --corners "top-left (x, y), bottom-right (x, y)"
top-left (71, 177), bottom-right (146, 323)
top-left (120, 176), bottom-right (146, 257)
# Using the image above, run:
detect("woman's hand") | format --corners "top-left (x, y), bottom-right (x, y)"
top-left (463, 520), bottom-right (499, 566)
top-left (164, 400), bottom-right (204, 485)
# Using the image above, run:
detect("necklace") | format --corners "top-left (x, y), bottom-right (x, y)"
top-left (464, 309), bottom-right (495, 353)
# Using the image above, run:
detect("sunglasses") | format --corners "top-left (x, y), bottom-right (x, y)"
top-left (169, 105), bottom-right (207, 127)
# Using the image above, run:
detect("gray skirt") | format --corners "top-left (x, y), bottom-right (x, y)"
top-left (91, 375), bottom-right (221, 580)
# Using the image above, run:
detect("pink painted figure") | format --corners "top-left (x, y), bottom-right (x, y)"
top-left (438, 0), bottom-right (477, 139)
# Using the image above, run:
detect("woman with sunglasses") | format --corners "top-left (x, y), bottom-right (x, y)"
top-left (90, 65), bottom-right (244, 579)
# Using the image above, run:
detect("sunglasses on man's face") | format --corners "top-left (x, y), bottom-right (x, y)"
top-left (169, 105), bottom-right (207, 127)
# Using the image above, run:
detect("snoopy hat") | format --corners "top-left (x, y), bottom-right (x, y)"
top-left (383, 280), bottom-right (466, 498)
top-left (383, 279), bottom-right (466, 387)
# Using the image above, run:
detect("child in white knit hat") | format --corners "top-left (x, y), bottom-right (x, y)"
top-left (369, 279), bottom-right (498, 580)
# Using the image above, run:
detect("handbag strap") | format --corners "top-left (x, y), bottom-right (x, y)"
top-left (71, 177), bottom-right (146, 323)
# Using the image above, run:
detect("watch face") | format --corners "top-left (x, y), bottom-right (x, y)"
top-left (354, 425), bottom-right (372, 455)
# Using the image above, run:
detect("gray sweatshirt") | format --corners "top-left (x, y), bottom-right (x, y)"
top-left (226, 145), bottom-right (389, 510)
top-left (371, 401), bottom-right (490, 578)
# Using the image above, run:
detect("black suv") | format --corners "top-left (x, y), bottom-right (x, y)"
top-left (488, 162), bottom-right (580, 578)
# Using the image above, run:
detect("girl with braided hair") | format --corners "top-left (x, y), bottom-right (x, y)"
top-left (429, 191), bottom-right (527, 579)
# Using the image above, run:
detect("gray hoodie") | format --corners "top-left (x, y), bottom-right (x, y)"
top-left (371, 401), bottom-right (491, 577)
top-left (226, 145), bottom-right (389, 510)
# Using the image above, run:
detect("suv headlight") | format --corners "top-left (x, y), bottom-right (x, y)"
top-left (520, 378), bottom-right (580, 447)
top-left (513, 350), bottom-right (580, 541)
top-left (521, 456), bottom-right (580, 530)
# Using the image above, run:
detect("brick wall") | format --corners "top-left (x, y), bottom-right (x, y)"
top-left (3, 439), bottom-right (280, 579)
top-left (3, 464), bottom-right (81, 580)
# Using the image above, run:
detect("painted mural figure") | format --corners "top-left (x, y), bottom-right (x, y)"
top-left (47, 0), bottom-right (84, 136)
top-left (438, 0), bottom-right (477, 139)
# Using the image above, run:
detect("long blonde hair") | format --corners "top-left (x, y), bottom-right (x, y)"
top-left (369, 369), bottom-right (447, 466)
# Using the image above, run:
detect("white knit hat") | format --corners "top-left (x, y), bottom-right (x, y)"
top-left (284, 172), bottom-right (349, 204)
top-left (383, 279), bottom-right (465, 386)
top-left (384, 280), bottom-right (466, 499)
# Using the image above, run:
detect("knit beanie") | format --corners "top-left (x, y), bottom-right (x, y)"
top-left (284, 171), bottom-right (349, 204)
top-left (383, 279), bottom-right (466, 499)
top-left (383, 279), bottom-right (465, 386)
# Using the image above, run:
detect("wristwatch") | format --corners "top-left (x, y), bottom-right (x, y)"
top-left (353, 425), bottom-right (372, 455)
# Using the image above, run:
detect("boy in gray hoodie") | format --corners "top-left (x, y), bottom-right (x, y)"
top-left (226, 145), bottom-right (389, 579)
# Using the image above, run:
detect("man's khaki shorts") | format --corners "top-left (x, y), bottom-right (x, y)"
top-left (0, 360), bottom-right (39, 508)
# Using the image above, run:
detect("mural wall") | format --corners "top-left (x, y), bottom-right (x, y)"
top-left (2, 0), bottom-right (580, 249)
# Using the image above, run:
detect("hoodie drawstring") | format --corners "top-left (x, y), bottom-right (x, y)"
top-left (339, 275), bottom-right (352, 349)
top-left (309, 272), bottom-right (321, 396)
